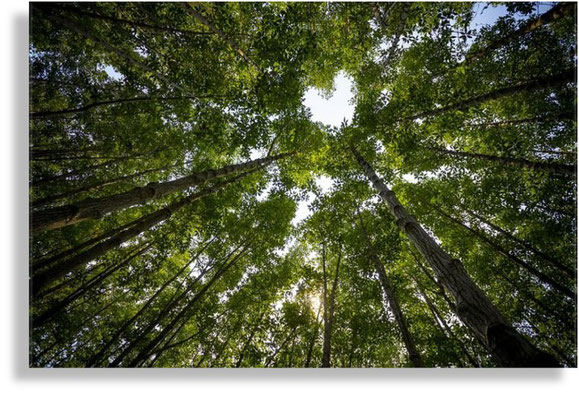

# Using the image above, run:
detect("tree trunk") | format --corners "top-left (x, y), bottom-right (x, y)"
top-left (32, 243), bottom-right (151, 327)
top-left (436, 147), bottom-right (576, 176)
top-left (31, 164), bottom-right (172, 209)
top-left (32, 152), bottom-right (292, 233)
top-left (31, 168), bottom-right (259, 295)
top-left (414, 276), bottom-right (480, 367)
top-left (106, 245), bottom-right (233, 367)
top-left (31, 156), bottom-right (130, 188)
top-left (466, 3), bottom-right (577, 62)
top-left (125, 245), bottom-right (249, 367)
top-left (304, 304), bottom-right (322, 368)
top-left (321, 244), bottom-right (341, 368)
top-left (30, 95), bottom-right (206, 119)
top-left (433, 204), bottom-right (575, 299)
top-left (383, 3), bottom-right (411, 66)
top-left (462, 207), bottom-right (574, 277)
top-left (407, 70), bottom-right (575, 121)
top-left (351, 146), bottom-right (559, 367)
top-left (265, 326), bottom-right (298, 367)
top-left (357, 212), bottom-right (424, 367)
top-left (474, 111), bottom-right (576, 129)
top-left (86, 238), bottom-right (213, 367)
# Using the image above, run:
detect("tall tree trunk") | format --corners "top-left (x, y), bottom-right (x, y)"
top-left (86, 238), bottom-right (213, 367)
top-left (407, 70), bottom-right (575, 121)
top-left (413, 276), bottom-right (480, 368)
top-left (31, 168), bottom-right (259, 295)
top-left (357, 212), bottom-right (424, 367)
top-left (466, 3), bottom-right (577, 62)
top-left (265, 326), bottom-right (298, 367)
top-left (304, 304), bottom-right (322, 368)
top-left (462, 206), bottom-right (574, 277)
top-left (382, 3), bottom-right (411, 66)
top-left (236, 311), bottom-right (265, 368)
top-left (124, 245), bottom-right (250, 367)
top-left (32, 243), bottom-right (151, 327)
top-left (32, 218), bottom-right (139, 275)
top-left (31, 164), bottom-right (173, 209)
top-left (106, 245), bottom-right (233, 367)
top-left (321, 244), bottom-right (341, 368)
top-left (435, 147), bottom-right (576, 176)
top-left (432, 204), bottom-right (575, 299)
top-left (473, 111), bottom-right (576, 129)
top-left (32, 152), bottom-right (292, 233)
top-left (30, 95), bottom-right (201, 119)
top-left (31, 156), bottom-right (130, 188)
top-left (350, 146), bottom-right (559, 367)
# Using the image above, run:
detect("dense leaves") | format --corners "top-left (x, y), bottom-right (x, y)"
top-left (30, 2), bottom-right (576, 368)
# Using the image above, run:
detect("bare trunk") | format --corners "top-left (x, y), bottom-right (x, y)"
top-left (351, 146), bottom-right (558, 367)
top-left (436, 147), bottom-right (576, 176)
top-left (466, 3), bottom-right (577, 62)
top-left (462, 206), bottom-right (574, 277)
top-left (32, 152), bottom-right (292, 233)
top-left (407, 70), bottom-right (575, 121)
top-left (357, 212), bottom-right (424, 367)
top-left (31, 169), bottom-right (260, 295)
top-left (433, 204), bottom-right (575, 299)
top-left (31, 164), bottom-right (172, 209)
top-left (321, 244), bottom-right (340, 368)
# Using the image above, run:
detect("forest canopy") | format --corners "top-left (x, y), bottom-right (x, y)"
top-left (29, 2), bottom-right (577, 368)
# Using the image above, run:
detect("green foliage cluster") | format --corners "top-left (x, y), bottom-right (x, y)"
top-left (29, 2), bottom-right (576, 368)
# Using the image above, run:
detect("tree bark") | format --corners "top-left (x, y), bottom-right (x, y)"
top-left (462, 207), bottom-right (574, 278)
top-left (407, 70), bottom-right (576, 121)
top-left (357, 212), bottom-right (424, 367)
top-left (31, 168), bottom-right (260, 295)
top-left (32, 152), bottom-right (292, 233)
top-left (436, 147), bottom-right (576, 176)
top-left (466, 3), bottom-right (577, 63)
top-left (31, 164), bottom-right (173, 209)
top-left (433, 204), bottom-right (575, 299)
top-left (414, 276), bottom-right (480, 367)
top-left (351, 146), bottom-right (559, 367)
top-left (321, 244), bottom-right (340, 368)
top-left (86, 238), bottom-right (213, 367)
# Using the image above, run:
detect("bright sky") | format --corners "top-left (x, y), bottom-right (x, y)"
top-left (303, 71), bottom-right (355, 128)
